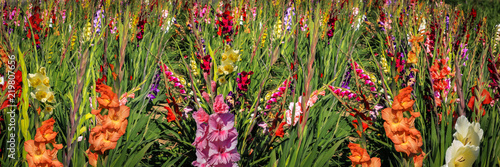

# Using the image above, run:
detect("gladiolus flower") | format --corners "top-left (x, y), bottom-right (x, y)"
top-left (213, 95), bottom-right (229, 114)
top-left (443, 140), bottom-right (479, 167)
top-left (166, 106), bottom-right (176, 122)
top-left (453, 116), bottom-right (483, 148)
top-left (25, 140), bottom-right (52, 167)
top-left (275, 122), bottom-right (286, 138)
top-left (348, 143), bottom-right (380, 167)
top-left (208, 113), bottom-right (237, 141)
top-left (193, 108), bottom-right (210, 124)
top-left (467, 88), bottom-right (492, 116)
top-left (25, 117), bottom-right (63, 167)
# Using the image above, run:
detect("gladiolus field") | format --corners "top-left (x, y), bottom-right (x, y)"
top-left (1, 0), bottom-right (500, 166)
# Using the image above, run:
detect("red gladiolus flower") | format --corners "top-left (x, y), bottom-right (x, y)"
top-left (275, 122), bottom-right (286, 138)
top-left (467, 87), bottom-right (492, 116)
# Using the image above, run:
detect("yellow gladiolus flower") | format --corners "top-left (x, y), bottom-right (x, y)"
top-left (28, 67), bottom-right (50, 88)
top-left (29, 67), bottom-right (56, 103)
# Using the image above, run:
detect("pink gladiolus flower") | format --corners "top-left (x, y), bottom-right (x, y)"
top-left (193, 108), bottom-right (209, 124)
top-left (119, 93), bottom-right (135, 106)
top-left (213, 95), bottom-right (229, 114)
top-left (360, 74), bottom-right (368, 79)
top-left (333, 88), bottom-right (341, 95)
top-left (165, 71), bottom-right (173, 77)
top-left (265, 105), bottom-right (272, 109)
top-left (286, 102), bottom-right (302, 126)
top-left (175, 82), bottom-right (182, 87)
top-left (193, 94), bottom-right (240, 166)
top-left (348, 93), bottom-right (356, 100)
top-left (202, 92), bottom-right (210, 102)
top-left (193, 123), bottom-right (209, 149)
top-left (208, 113), bottom-right (236, 141)
top-left (370, 87), bottom-right (377, 91)
top-left (208, 138), bottom-right (240, 165)
top-left (180, 89), bottom-right (186, 94)
top-left (278, 86), bottom-right (287, 93)
top-left (355, 68), bottom-right (363, 74)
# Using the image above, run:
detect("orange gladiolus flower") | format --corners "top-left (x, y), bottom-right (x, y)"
top-left (407, 51), bottom-right (417, 65)
top-left (392, 88), bottom-right (415, 112)
top-left (413, 152), bottom-right (425, 167)
top-left (25, 140), bottom-right (52, 166)
top-left (25, 117), bottom-right (64, 167)
top-left (96, 85), bottom-right (120, 109)
top-left (390, 131), bottom-right (423, 156)
top-left (348, 143), bottom-right (381, 167)
top-left (368, 157), bottom-right (381, 167)
top-left (348, 143), bottom-right (371, 165)
top-left (382, 108), bottom-right (409, 136)
top-left (382, 86), bottom-right (425, 164)
top-left (87, 83), bottom-right (130, 166)
top-left (34, 118), bottom-right (63, 149)
top-left (89, 129), bottom-right (123, 154)
top-left (409, 34), bottom-right (424, 43)
top-left (102, 106), bottom-right (130, 131)
top-left (86, 149), bottom-right (98, 167)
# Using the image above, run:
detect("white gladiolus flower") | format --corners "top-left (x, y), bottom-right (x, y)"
top-left (442, 140), bottom-right (479, 167)
top-left (453, 115), bottom-right (483, 147)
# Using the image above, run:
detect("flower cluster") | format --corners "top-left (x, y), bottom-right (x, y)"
top-left (216, 4), bottom-right (234, 43)
top-left (236, 71), bottom-right (253, 92)
top-left (328, 86), bottom-right (360, 101)
top-left (467, 86), bottom-right (492, 116)
top-left (201, 54), bottom-right (212, 74)
top-left (86, 84), bottom-right (130, 167)
top-left (93, 9), bottom-right (104, 34)
top-left (326, 15), bottom-right (338, 39)
top-left (265, 80), bottom-right (292, 109)
top-left (351, 62), bottom-right (377, 92)
top-left (217, 45), bottom-right (241, 83)
top-left (381, 87), bottom-right (424, 166)
top-left (83, 21), bottom-right (92, 41)
top-left (161, 65), bottom-right (186, 94)
top-left (24, 118), bottom-right (63, 167)
top-left (348, 143), bottom-right (381, 167)
top-left (407, 34), bottom-right (424, 65)
top-left (192, 95), bottom-right (240, 166)
top-left (429, 57), bottom-right (453, 106)
top-left (26, 7), bottom-right (43, 46)
top-left (274, 18), bottom-right (283, 39)
top-left (190, 59), bottom-right (200, 76)
top-left (443, 116), bottom-right (483, 167)
top-left (28, 67), bottom-right (56, 103)
top-left (148, 67), bottom-right (162, 99)
top-left (284, 6), bottom-right (294, 32)
top-left (136, 17), bottom-right (147, 42)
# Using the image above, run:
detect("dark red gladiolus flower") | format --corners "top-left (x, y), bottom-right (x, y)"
top-left (237, 71), bottom-right (253, 92)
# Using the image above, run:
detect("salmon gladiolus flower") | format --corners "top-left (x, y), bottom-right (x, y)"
top-left (24, 117), bottom-right (63, 167)
top-left (348, 143), bottom-right (381, 167)
top-left (382, 87), bottom-right (425, 164)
